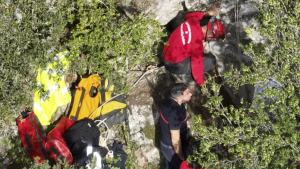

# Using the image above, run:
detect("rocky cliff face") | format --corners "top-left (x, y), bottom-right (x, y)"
top-left (124, 67), bottom-right (213, 167)
top-left (125, 67), bottom-right (174, 166)
top-left (121, 0), bottom-right (262, 72)
top-left (0, 0), bottom-right (261, 168)
top-left (121, 0), bottom-right (261, 166)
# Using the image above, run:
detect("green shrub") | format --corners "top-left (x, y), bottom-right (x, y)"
top-left (65, 0), bottom-right (165, 91)
top-left (191, 0), bottom-right (300, 168)
top-left (0, 0), bottom-right (165, 166)
top-left (0, 0), bottom-right (70, 118)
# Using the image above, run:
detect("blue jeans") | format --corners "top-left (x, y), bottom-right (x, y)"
top-left (160, 141), bottom-right (184, 169)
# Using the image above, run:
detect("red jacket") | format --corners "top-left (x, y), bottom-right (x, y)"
top-left (163, 12), bottom-right (206, 86)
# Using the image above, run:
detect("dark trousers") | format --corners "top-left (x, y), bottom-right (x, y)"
top-left (161, 53), bottom-right (216, 85)
top-left (160, 141), bottom-right (187, 169)
top-left (161, 53), bottom-right (216, 74)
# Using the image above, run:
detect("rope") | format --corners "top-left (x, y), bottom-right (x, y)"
top-left (90, 68), bottom-right (160, 149)
top-left (88, 67), bottom-right (159, 119)
top-left (95, 118), bottom-right (109, 129)
top-left (234, 0), bottom-right (249, 106)
top-left (235, 0), bottom-right (241, 65)
top-left (94, 118), bottom-right (110, 148)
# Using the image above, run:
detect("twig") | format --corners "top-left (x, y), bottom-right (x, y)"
top-left (89, 67), bottom-right (159, 118)
top-left (223, 113), bottom-right (232, 125)
top-left (132, 67), bottom-right (159, 88)
top-left (220, 103), bottom-right (224, 109)
top-left (99, 1), bottom-right (109, 9)
top-left (279, 0), bottom-right (288, 13)
top-left (280, 137), bottom-right (300, 152)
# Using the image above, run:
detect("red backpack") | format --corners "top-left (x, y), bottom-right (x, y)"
top-left (17, 110), bottom-right (74, 165)
top-left (17, 110), bottom-right (48, 163)
top-left (46, 117), bottom-right (74, 164)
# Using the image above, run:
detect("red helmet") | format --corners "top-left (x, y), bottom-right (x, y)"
top-left (207, 17), bottom-right (225, 40)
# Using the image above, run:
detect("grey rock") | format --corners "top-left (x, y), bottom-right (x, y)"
top-left (125, 67), bottom-right (174, 164)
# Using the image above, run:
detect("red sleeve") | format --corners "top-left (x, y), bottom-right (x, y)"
top-left (191, 47), bottom-right (205, 86)
top-left (184, 12), bottom-right (205, 21)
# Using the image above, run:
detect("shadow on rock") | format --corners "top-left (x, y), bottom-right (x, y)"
top-left (147, 68), bottom-right (175, 168)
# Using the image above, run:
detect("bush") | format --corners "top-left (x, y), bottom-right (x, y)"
top-left (191, 0), bottom-right (300, 168)
top-left (65, 0), bottom-right (165, 90)
top-left (0, 0), bottom-right (164, 166)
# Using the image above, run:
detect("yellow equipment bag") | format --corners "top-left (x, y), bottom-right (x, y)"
top-left (34, 51), bottom-right (71, 126)
top-left (93, 78), bottom-right (128, 127)
top-left (69, 74), bottom-right (127, 123)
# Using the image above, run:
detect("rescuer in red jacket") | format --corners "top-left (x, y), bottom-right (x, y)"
top-left (162, 2), bottom-right (225, 87)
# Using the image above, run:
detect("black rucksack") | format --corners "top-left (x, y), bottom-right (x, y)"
top-left (63, 118), bottom-right (107, 166)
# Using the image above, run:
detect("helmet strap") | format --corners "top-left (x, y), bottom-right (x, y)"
top-left (205, 26), bottom-right (208, 42)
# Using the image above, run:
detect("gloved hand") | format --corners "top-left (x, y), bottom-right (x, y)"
top-left (206, 2), bottom-right (221, 16)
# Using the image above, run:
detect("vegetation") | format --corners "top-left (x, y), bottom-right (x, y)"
top-left (0, 0), bottom-right (164, 167)
top-left (2, 0), bottom-right (299, 168)
top-left (191, 0), bottom-right (300, 168)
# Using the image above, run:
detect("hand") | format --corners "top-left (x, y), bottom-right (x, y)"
top-left (206, 2), bottom-right (221, 16)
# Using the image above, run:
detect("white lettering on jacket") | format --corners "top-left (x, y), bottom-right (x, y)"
top-left (180, 22), bottom-right (192, 45)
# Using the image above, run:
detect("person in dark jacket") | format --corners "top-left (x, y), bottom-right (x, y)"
top-left (160, 83), bottom-right (192, 169)
top-left (162, 2), bottom-right (225, 86)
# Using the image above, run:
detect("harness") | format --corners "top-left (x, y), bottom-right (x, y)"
top-left (160, 111), bottom-right (187, 124)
